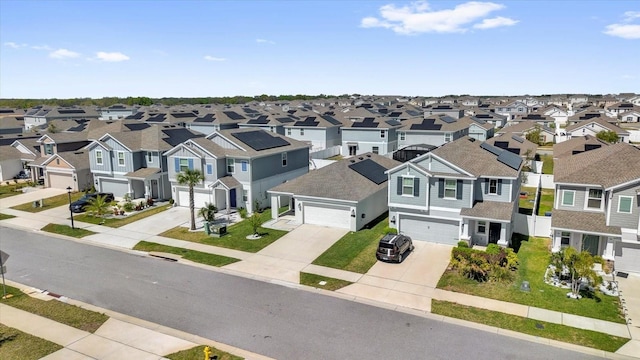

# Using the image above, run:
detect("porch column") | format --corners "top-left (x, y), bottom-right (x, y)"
top-left (144, 180), bottom-right (150, 200)
top-left (461, 219), bottom-right (470, 240)
top-left (603, 237), bottom-right (615, 261)
top-left (498, 223), bottom-right (508, 247)
top-left (271, 195), bottom-right (279, 220)
top-left (127, 181), bottom-right (133, 199)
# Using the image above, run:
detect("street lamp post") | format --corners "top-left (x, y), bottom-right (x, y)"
top-left (66, 186), bottom-right (75, 229)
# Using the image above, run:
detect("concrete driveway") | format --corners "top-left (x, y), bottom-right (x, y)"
top-left (223, 224), bottom-right (348, 283)
top-left (118, 206), bottom-right (191, 235)
top-left (0, 188), bottom-right (66, 209)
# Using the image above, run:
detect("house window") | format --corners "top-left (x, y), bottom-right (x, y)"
top-left (477, 221), bottom-right (486, 234)
top-left (587, 189), bottom-right (602, 209)
top-left (287, 128), bottom-right (291, 136)
top-left (206, 163), bottom-right (213, 175)
top-left (402, 177), bottom-right (414, 196)
top-left (372, 146), bottom-right (379, 154)
top-left (444, 179), bottom-right (457, 198)
top-left (300, 128), bottom-right (304, 136)
top-left (241, 161), bottom-right (248, 172)
top-left (147, 151), bottom-right (153, 163)
top-left (226, 158), bottom-right (234, 173)
top-left (117, 152), bottom-right (125, 167)
top-left (561, 231), bottom-right (571, 248)
top-left (400, 132), bottom-right (405, 141)
top-left (242, 189), bottom-right (248, 202)
top-left (489, 179), bottom-right (498, 194)
top-left (627, 116), bottom-right (633, 121)
top-left (282, 152), bottom-right (287, 167)
top-left (95, 150), bottom-right (103, 165)
top-left (618, 196), bottom-right (633, 214)
top-left (348, 145), bottom-right (357, 156)
top-left (179, 159), bottom-right (189, 172)
top-left (56, 159), bottom-right (60, 165)
top-left (562, 190), bottom-right (575, 206)
top-left (380, 130), bottom-right (385, 138)
top-left (44, 144), bottom-right (54, 155)
top-left (444, 133), bottom-right (452, 143)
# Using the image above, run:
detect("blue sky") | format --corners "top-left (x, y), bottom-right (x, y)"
top-left (1, 1), bottom-right (639, 98)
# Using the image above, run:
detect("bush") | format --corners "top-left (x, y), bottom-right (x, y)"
top-left (238, 207), bottom-right (247, 219)
top-left (168, 198), bottom-right (175, 205)
top-left (457, 240), bottom-right (469, 248)
top-left (486, 243), bottom-right (501, 254)
top-left (123, 201), bottom-right (135, 212)
top-left (383, 227), bottom-right (398, 234)
top-left (449, 245), bottom-right (518, 283)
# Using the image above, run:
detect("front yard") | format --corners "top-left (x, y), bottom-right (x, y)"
top-left (73, 204), bottom-right (171, 228)
top-left (11, 192), bottom-right (84, 213)
top-left (0, 182), bottom-right (28, 200)
top-left (437, 236), bottom-right (625, 323)
top-left (0, 324), bottom-right (62, 360)
top-left (159, 210), bottom-right (286, 253)
top-left (41, 223), bottom-right (96, 238)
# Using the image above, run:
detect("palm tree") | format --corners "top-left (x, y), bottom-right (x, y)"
top-left (177, 168), bottom-right (204, 230)
top-left (198, 202), bottom-right (217, 223)
top-left (86, 194), bottom-right (113, 218)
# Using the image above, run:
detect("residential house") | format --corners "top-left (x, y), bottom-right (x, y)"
top-left (497, 121), bottom-right (556, 144)
top-left (511, 113), bottom-right (555, 128)
top-left (98, 104), bottom-right (137, 120)
top-left (606, 102), bottom-right (639, 117)
top-left (341, 117), bottom-right (401, 156)
top-left (485, 133), bottom-right (538, 170)
top-left (163, 128), bottom-right (310, 213)
top-left (282, 114), bottom-right (344, 152)
top-left (268, 153), bottom-right (401, 231)
top-left (397, 114), bottom-right (472, 149)
top-left (565, 118), bottom-right (630, 143)
top-left (494, 101), bottom-right (529, 120)
top-left (386, 136), bottom-right (523, 247)
top-left (552, 135), bottom-right (609, 159)
top-left (551, 143), bottom-right (640, 273)
top-left (238, 113), bottom-right (294, 135)
top-left (619, 110), bottom-right (640, 123)
top-left (23, 106), bottom-right (99, 131)
top-left (185, 110), bottom-right (248, 135)
top-left (469, 110), bottom-right (507, 128)
top-left (423, 104), bottom-right (464, 119)
top-left (0, 146), bottom-right (29, 181)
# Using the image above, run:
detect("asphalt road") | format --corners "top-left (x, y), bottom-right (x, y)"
top-left (0, 226), bottom-right (600, 360)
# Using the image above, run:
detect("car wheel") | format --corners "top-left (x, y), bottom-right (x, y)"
top-left (410, 244), bottom-right (415, 251)
top-left (398, 254), bottom-right (403, 263)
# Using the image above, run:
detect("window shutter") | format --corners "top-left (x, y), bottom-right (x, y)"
top-left (456, 180), bottom-right (463, 200)
top-left (413, 178), bottom-right (420, 197)
top-left (497, 179), bottom-right (503, 195)
top-left (188, 158), bottom-right (194, 170)
top-left (438, 179), bottom-right (444, 198)
top-left (174, 158), bottom-right (179, 172)
top-left (484, 179), bottom-right (489, 194)
top-left (397, 177), bottom-right (402, 195)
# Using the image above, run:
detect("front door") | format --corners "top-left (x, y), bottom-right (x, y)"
top-left (582, 234), bottom-right (599, 256)
top-left (489, 222), bottom-right (502, 244)
top-left (229, 188), bottom-right (236, 208)
top-left (151, 179), bottom-right (158, 198)
top-left (349, 145), bottom-right (357, 156)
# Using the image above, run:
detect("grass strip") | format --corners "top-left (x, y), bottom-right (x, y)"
top-left (0, 213), bottom-right (16, 220)
top-left (300, 272), bottom-right (353, 291)
top-left (11, 192), bottom-right (84, 213)
top-left (0, 324), bottom-right (63, 360)
top-left (166, 345), bottom-right (243, 360)
top-left (133, 241), bottom-right (240, 267)
top-left (41, 223), bottom-right (95, 238)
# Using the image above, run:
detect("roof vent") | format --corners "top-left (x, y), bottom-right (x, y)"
top-left (366, 154), bottom-right (371, 157)
top-left (349, 160), bottom-right (356, 163)
top-left (468, 138), bottom-right (476, 142)
top-left (358, 157), bottom-right (364, 160)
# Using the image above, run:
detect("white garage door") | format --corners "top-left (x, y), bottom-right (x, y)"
top-left (47, 172), bottom-right (74, 189)
top-left (100, 178), bottom-right (129, 197)
top-left (399, 215), bottom-right (460, 245)
top-left (615, 242), bottom-right (640, 274)
top-left (303, 203), bottom-right (351, 230)
top-left (177, 189), bottom-right (211, 208)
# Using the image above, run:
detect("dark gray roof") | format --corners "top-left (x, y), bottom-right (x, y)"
top-left (460, 200), bottom-right (514, 221)
top-left (551, 209), bottom-right (621, 235)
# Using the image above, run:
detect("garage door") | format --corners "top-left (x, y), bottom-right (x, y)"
top-left (399, 215), bottom-right (459, 245)
top-left (177, 189), bottom-right (211, 208)
top-left (47, 172), bottom-right (74, 189)
top-left (615, 242), bottom-right (640, 273)
top-left (303, 203), bottom-right (351, 229)
top-left (100, 178), bottom-right (129, 197)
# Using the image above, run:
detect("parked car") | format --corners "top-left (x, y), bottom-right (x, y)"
top-left (13, 170), bottom-right (30, 179)
top-left (376, 234), bottom-right (414, 263)
top-left (69, 192), bottom-right (114, 213)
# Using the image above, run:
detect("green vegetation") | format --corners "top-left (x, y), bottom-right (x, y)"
top-left (159, 211), bottom-right (286, 253)
top-left (133, 241), bottom-right (240, 267)
top-left (0, 213), bottom-right (16, 220)
top-left (431, 300), bottom-right (628, 353)
top-left (0, 285), bottom-right (108, 332)
top-left (312, 215), bottom-right (388, 273)
top-left (538, 188), bottom-right (554, 215)
top-left (596, 130), bottom-right (619, 144)
top-left (11, 192), bottom-right (84, 213)
top-left (437, 236), bottom-right (625, 323)
top-left (177, 169), bottom-right (205, 231)
top-left (448, 243), bottom-right (518, 283)
top-left (518, 186), bottom-right (537, 215)
top-left (41, 223), bottom-right (95, 238)
top-left (0, 324), bottom-right (63, 360)
top-left (541, 154), bottom-right (554, 174)
top-left (74, 205), bottom-right (171, 228)
top-left (300, 272), bottom-right (353, 291)
top-left (84, 194), bottom-right (114, 217)
top-left (0, 183), bottom-right (27, 200)
top-left (165, 345), bottom-right (243, 360)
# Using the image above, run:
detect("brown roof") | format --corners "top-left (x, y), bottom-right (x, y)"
top-left (552, 135), bottom-right (608, 159)
top-left (554, 142), bottom-right (640, 188)
top-left (551, 209), bottom-right (621, 236)
top-left (485, 133), bottom-right (537, 157)
top-left (497, 120), bottom-right (554, 135)
top-left (460, 200), bottom-right (515, 222)
top-left (124, 167), bottom-right (161, 179)
top-left (565, 117), bottom-right (629, 135)
top-left (429, 137), bottom-right (521, 178)
top-left (400, 114), bottom-right (473, 132)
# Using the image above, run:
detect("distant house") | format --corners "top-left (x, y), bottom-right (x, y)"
top-left (98, 104), bottom-right (136, 120)
top-left (185, 110), bottom-right (248, 135)
top-left (397, 114), bottom-right (471, 148)
top-left (423, 104), bottom-right (464, 119)
top-left (23, 106), bottom-right (99, 131)
top-left (565, 118), bottom-right (629, 143)
top-left (485, 133), bottom-right (538, 169)
top-left (281, 114), bottom-right (344, 152)
top-left (341, 117), bottom-right (401, 156)
top-left (497, 121), bottom-right (555, 144)
top-left (494, 101), bottom-right (528, 120)
top-left (618, 110), bottom-right (640, 123)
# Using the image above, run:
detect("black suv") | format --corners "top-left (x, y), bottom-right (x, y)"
top-left (69, 192), bottom-right (114, 213)
top-left (376, 234), bottom-right (414, 263)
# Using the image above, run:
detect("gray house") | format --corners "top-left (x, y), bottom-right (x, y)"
top-left (397, 114), bottom-right (472, 148)
top-left (282, 114), bottom-right (344, 152)
top-left (386, 136), bottom-right (523, 247)
top-left (551, 143), bottom-right (640, 273)
top-left (341, 117), bottom-right (401, 156)
top-left (163, 128), bottom-right (310, 213)
top-left (268, 153), bottom-right (400, 231)
top-left (185, 110), bottom-right (248, 136)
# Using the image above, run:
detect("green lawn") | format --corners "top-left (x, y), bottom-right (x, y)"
top-left (11, 192), bottom-right (84, 213)
top-left (300, 272), bottom-right (353, 291)
top-left (0, 324), bottom-right (63, 360)
top-left (0, 285), bottom-right (108, 333)
top-left (437, 237), bottom-right (625, 323)
top-left (312, 214), bottom-right (387, 273)
top-left (0, 183), bottom-right (27, 199)
top-left (0, 213), bottom-right (16, 220)
top-left (133, 241), bottom-right (240, 267)
top-left (432, 300), bottom-right (628, 353)
top-left (518, 186), bottom-right (537, 215)
top-left (73, 204), bottom-right (171, 228)
top-left (538, 188), bottom-right (554, 216)
top-left (541, 154), bottom-right (554, 174)
top-left (158, 211), bottom-right (286, 253)
top-left (165, 345), bottom-right (243, 360)
top-left (41, 223), bottom-right (96, 238)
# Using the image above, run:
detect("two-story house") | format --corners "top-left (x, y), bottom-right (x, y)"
top-left (98, 104), bottom-right (137, 120)
top-left (185, 110), bottom-right (248, 136)
top-left (23, 106), bottom-right (99, 131)
top-left (497, 121), bottom-right (556, 144)
top-left (238, 113), bottom-right (294, 135)
top-left (565, 118), bottom-right (629, 143)
top-left (397, 115), bottom-right (472, 148)
top-left (282, 114), bottom-right (344, 152)
top-left (495, 101), bottom-right (529, 120)
top-left (341, 117), bottom-right (401, 156)
top-left (386, 136), bottom-right (523, 247)
top-left (163, 128), bottom-right (310, 213)
top-left (550, 143), bottom-right (640, 273)
top-left (423, 104), bottom-right (464, 119)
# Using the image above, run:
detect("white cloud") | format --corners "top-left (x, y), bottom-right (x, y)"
top-left (95, 51), bottom-right (130, 62)
top-left (256, 38), bottom-right (275, 44)
top-left (31, 45), bottom-right (52, 51)
top-left (361, 1), bottom-right (516, 34)
top-left (623, 11), bottom-right (640, 22)
top-left (4, 42), bottom-right (27, 48)
top-left (473, 16), bottom-right (518, 29)
top-left (204, 55), bottom-right (226, 61)
top-left (49, 48), bottom-right (80, 59)
top-left (604, 11), bottom-right (640, 39)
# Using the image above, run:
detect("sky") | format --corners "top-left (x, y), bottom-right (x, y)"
top-left (1, 0), bottom-right (639, 99)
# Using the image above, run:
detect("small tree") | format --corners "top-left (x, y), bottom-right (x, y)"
top-left (525, 125), bottom-right (542, 145)
top-left (596, 130), bottom-right (619, 144)
top-left (249, 212), bottom-right (262, 236)
top-left (198, 202), bottom-right (217, 222)
top-left (560, 247), bottom-right (601, 298)
top-left (176, 169), bottom-right (205, 231)
top-left (85, 194), bottom-right (113, 218)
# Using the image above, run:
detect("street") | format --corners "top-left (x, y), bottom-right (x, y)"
top-left (0, 226), bottom-right (600, 360)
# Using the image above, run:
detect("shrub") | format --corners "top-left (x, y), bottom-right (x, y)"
top-left (238, 207), bottom-right (247, 219)
top-left (123, 201), bottom-right (135, 212)
top-left (449, 245), bottom-right (518, 283)
top-left (486, 243), bottom-right (501, 254)
top-left (457, 240), bottom-right (469, 248)
top-left (168, 198), bottom-right (175, 205)
top-left (383, 226), bottom-right (398, 234)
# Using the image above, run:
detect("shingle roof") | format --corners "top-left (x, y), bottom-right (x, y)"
top-left (552, 135), bottom-right (609, 159)
top-left (124, 167), bottom-right (161, 179)
top-left (554, 142), bottom-right (640, 188)
top-left (551, 209), bottom-right (621, 236)
top-left (564, 117), bottom-right (629, 135)
top-left (497, 120), bottom-right (554, 135)
top-left (460, 200), bottom-right (514, 221)
top-left (485, 133), bottom-right (537, 157)
top-left (269, 153), bottom-right (401, 202)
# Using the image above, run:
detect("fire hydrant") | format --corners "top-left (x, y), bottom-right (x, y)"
top-left (203, 346), bottom-right (211, 360)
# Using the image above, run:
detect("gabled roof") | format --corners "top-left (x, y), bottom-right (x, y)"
top-left (485, 133), bottom-right (537, 157)
top-left (551, 210), bottom-right (621, 236)
top-left (399, 114), bottom-right (473, 132)
top-left (41, 151), bottom-right (90, 170)
top-left (552, 135), bottom-right (609, 159)
top-left (497, 120), bottom-right (555, 135)
top-left (565, 117), bottom-right (629, 135)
